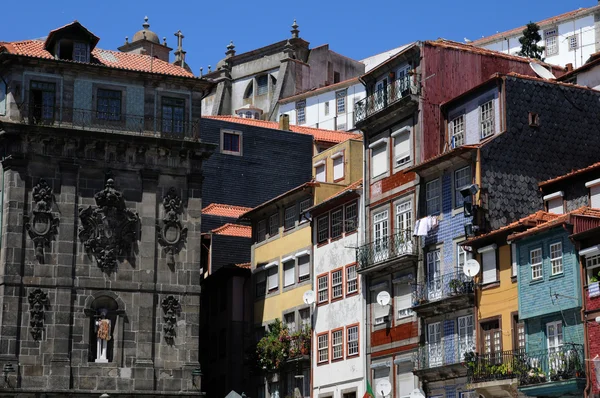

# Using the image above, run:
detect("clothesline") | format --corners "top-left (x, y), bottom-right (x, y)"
top-left (413, 215), bottom-right (439, 236)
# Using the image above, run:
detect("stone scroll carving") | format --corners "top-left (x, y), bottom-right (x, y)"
top-left (25, 179), bottom-right (59, 263)
top-left (28, 288), bottom-right (50, 340)
top-left (161, 295), bottom-right (181, 344)
top-left (78, 178), bottom-right (140, 273)
top-left (157, 188), bottom-right (187, 266)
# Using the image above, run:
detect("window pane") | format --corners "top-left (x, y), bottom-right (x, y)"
top-left (550, 242), bottom-right (563, 275)
top-left (269, 213), bottom-right (279, 236)
top-left (257, 220), bottom-right (266, 242)
top-left (284, 261), bottom-right (295, 287)
top-left (345, 202), bottom-right (358, 232)
top-left (284, 206), bottom-right (296, 229)
top-left (298, 255), bottom-right (310, 282)
top-left (426, 179), bottom-right (441, 215)
top-left (394, 129), bottom-right (410, 167)
top-left (455, 166), bottom-right (471, 208)
top-left (372, 144), bottom-right (387, 177)
top-left (450, 115), bottom-right (465, 148)
top-left (531, 248), bottom-right (543, 280)
top-left (331, 208), bottom-right (343, 239)
top-left (346, 265), bottom-right (357, 294)
top-left (332, 330), bottom-right (343, 360)
top-left (257, 75), bottom-right (269, 96)
top-left (480, 100), bottom-right (494, 139)
top-left (268, 267), bottom-right (278, 291)
top-left (317, 215), bottom-right (329, 243)
top-left (332, 270), bottom-right (343, 299)
top-left (333, 156), bottom-right (344, 180)
top-left (315, 165), bottom-right (326, 182)
top-left (347, 326), bottom-right (358, 356)
top-left (318, 275), bottom-right (329, 303)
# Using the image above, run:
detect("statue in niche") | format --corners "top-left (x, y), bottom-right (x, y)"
top-left (95, 308), bottom-right (111, 363)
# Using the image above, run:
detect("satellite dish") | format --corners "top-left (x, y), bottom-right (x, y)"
top-left (529, 62), bottom-right (556, 80)
top-left (463, 259), bottom-right (481, 278)
top-left (375, 379), bottom-right (392, 397)
top-left (376, 291), bottom-right (391, 306)
top-left (303, 290), bottom-right (315, 305)
top-left (409, 389), bottom-right (427, 398)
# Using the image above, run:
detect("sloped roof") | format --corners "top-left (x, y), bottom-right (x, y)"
top-left (279, 77), bottom-right (361, 104)
top-left (507, 207), bottom-right (598, 241)
top-left (202, 203), bottom-right (252, 218)
top-left (539, 161), bottom-right (600, 187)
top-left (211, 223), bottom-right (252, 238)
top-left (0, 39), bottom-right (195, 78)
top-left (309, 179), bottom-right (362, 213)
top-left (240, 181), bottom-right (318, 219)
top-left (204, 116), bottom-right (361, 144)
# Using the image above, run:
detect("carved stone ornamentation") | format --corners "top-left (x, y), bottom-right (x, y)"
top-left (78, 178), bottom-right (140, 273)
top-left (157, 188), bottom-right (187, 266)
top-left (161, 295), bottom-right (181, 344)
top-left (25, 179), bottom-right (59, 263)
top-left (28, 288), bottom-right (49, 340)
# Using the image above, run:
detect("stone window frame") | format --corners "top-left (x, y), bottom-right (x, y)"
top-left (83, 291), bottom-right (126, 365)
top-left (220, 128), bottom-right (243, 156)
top-left (92, 83), bottom-right (127, 126)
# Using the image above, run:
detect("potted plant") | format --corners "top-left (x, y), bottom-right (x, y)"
top-left (449, 278), bottom-right (464, 295)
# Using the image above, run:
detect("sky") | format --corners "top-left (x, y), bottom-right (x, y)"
top-left (0, 0), bottom-right (594, 74)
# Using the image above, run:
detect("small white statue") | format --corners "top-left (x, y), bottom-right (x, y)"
top-left (95, 309), bottom-right (111, 363)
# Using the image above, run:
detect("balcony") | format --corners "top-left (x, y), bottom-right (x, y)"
top-left (411, 271), bottom-right (474, 317)
top-left (413, 335), bottom-right (475, 382)
top-left (8, 104), bottom-right (200, 141)
top-left (467, 350), bottom-right (525, 397)
top-left (356, 229), bottom-right (417, 274)
top-left (354, 75), bottom-right (418, 127)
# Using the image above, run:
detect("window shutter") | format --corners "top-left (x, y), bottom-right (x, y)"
top-left (268, 267), bottom-right (278, 290)
top-left (547, 197), bottom-right (563, 214)
top-left (333, 156), bottom-right (344, 180)
top-left (0, 80), bottom-right (6, 116)
top-left (297, 255), bottom-right (310, 279)
top-left (373, 367), bottom-right (390, 388)
top-left (482, 250), bottom-right (496, 284)
top-left (316, 165), bottom-right (326, 182)
top-left (372, 143), bottom-right (387, 177)
top-left (591, 184), bottom-right (600, 208)
top-left (394, 283), bottom-right (412, 317)
top-left (394, 131), bottom-right (410, 166)
top-left (397, 372), bottom-right (415, 395)
top-left (283, 261), bottom-right (294, 287)
top-left (372, 290), bottom-right (389, 322)
top-left (511, 244), bottom-right (518, 277)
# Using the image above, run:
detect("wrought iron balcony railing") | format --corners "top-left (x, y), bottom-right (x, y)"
top-left (414, 335), bottom-right (476, 371)
top-left (518, 343), bottom-right (585, 386)
top-left (412, 270), bottom-right (474, 306)
top-left (11, 104), bottom-right (200, 141)
top-left (354, 75), bottom-right (414, 123)
top-left (466, 350), bottom-right (527, 383)
top-left (356, 229), bottom-right (417, 271)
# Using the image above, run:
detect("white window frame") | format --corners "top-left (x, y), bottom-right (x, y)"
top-left (426, 179), bottom-right (441, 215)
top-left (318, 274), bottom-right (329, 304)
top-left (331, 329), bottom-right (343, 360)
top-left (369, 138), bottom-right (388, 179)
top-left (347, 325), bottom-right (359, 357)
top-left (450, 114), bottom-right (465, 148)
top-left (331, 269), bottom-right (343, 299)
top-left (315, 160), bottom-right (326, 182)
top-left (324, 101), bottom-right (330, 116)
top-left (544, 191), bottom-right (564, 214)
top-left (546, 320), bottom-right (563, 354)
top-left (545, 28), bottom-right (559, 56)
top-left (332, 152), bottom-right (344, 181)
top-left (550, 242), bottom-right (563, 275)
top-left (317, 333), bottom-right (329, 363)
top-left (586, 178), bottom-right (600, 208)
top-left (284, 205), bottom-right (296, 230)
top-left (346, 264), bottom-right (358, 295)
top-left (454, 166), bottom-right (471, 209)
top-left (457, 243), bottom-right (468, 273)
top-left (586, 253), bottom-right (600, 283)
top-left (284, 312), bottom-right (296, 333)
top-left (568, 34), bottom-right (579, 51)
top-left (511, 243), bottom-right (518, 278)
top-left (296, 100), bottom-right (306, 125)
top-left (336, 90), bottom-right (346, 114)
top-left (531, 248), bottom-right (543, 280)
top-left (480, 100), bottom-right (495, 139)
top-left (391, 126), bottom-right (411, 169)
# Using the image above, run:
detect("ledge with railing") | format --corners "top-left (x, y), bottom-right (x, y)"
top-left (412, 270), bottom-right (474, 307)
top-left (9, 104), bottom-right (200, 141)
top-left (414, 335), bottom-right (476, 371)
top-left (356, 229), bottom-right (417, 272)
top-left (354, 75), bottom-right (414, 123)
top-left (466, 350), bottom-right (526, 383)
top-left (518, 343), bottom-right (585, 386)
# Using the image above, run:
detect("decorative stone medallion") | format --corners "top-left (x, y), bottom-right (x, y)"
top-left (78, 178), bottom-right (140, 273)
top-left (25, 179), bottom-right (59, 263)
top-left (157, 187), bottom-right (187, 266)
top-left (161, 295), bottom-right (181, 344)
top-left (28, 288), bottom-right (49, 340)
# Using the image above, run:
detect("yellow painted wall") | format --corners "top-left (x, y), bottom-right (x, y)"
top-left (311, 138), bottom-right (363, 185)
top-left (477, 244), bottom-right (518, 351)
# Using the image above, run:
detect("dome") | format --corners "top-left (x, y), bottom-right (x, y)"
top-left (132, 16), bottom-right (160, 44)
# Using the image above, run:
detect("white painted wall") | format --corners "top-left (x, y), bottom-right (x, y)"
top-left (279, 82), bottom-right (366, 131)
top-left (478, 14), bottom-right (596, 68)
top-left (446, 87), bottom-right (501, 147)
top-left (312, 195), bottom-right (365, 398)
top-left (574, 63), bottom-right (600, 89)
top-left (360, 43), bottom-right (413, 73)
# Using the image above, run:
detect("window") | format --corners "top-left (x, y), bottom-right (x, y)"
top-left (550, 242), bottom-right (563, 275)
top-left (256, 271), bottom-right (266, 297)
top-left (373, 210), bottom-right (389, 257)
top-left (397, 372), bottom-right (415, 398)
top-left (58, 40), bottom-right (88, 62)
top-left (529, 112), bottom-right (540, 127)
top-left (482, 319), bottom-right (502, 355)
top-left (269, 213), bottom-right (279, 237)
top-left (394, 280), bottom-right (413, 319)
top-left (315, 163), bottom-right (326, 182)
top-left (372, 287), bottom-right (389, 325)
top-left (331, 208), bottom-right (343, 239)
top-left (318, 274), bottom-right (329, 303)
top-left (345, 202), bottom-right (358, 232)
top-left (333, 154), bottom-right (344, 181)
top-left (511, 244), bottom-right (518, 278)
top-left (317, 333), bottom-right (329, 363)
top-left (545, 28), bottom-right (558, 56)
top-left (284, 206), bottom-right (296, 230)
top-left (373, 367), bottom-right (390, 394)
top-left (513, 314), bottom-right (525, 352)
top-left (324, 101), bottom-right (330, 116)
top-left (334, 71), bottom-right (340, 83)
top-left (427, 250), bottom-right (442, 300)
top-left (298, 255), bottom-right (310, 282)
top-left (299, 308), bottom-right (311, 330)
top-left (336, 90), bottom-right (346, 114)
top-left (568, 34), bottom-right (579, 50)
top-left (222, 131), bottom-right (241, 154)
top-left (296, 100), bottom-right (306, 125)
top-left (332, 329), bottom-right (343, 360)
top-left (426, 179), bottom-right (441, 215)
top-left (450, 114), bottom-right (465, 148)
top-left (531, 248), bottom-right (543, 280)
top-left (283, 259), bottom-right (295, 287)
top-left (480, 100), bottom-right (494, 139)
top-left (317, 215), bottom-right (329, 244)
top-left (546, 321), bottom-right (563, 360)
top-left (396, 201), bottom-right (412, 240)
top-left (73, 41), bottom-right (88, 62)
top-left (371, 141), bottom-right (388, 178)
top-left (544, 191), bottom-right (564, 214)
top-left (256, 75), bottom-right (269, 96)
top-left (332, 269), bottom-right (343, 300)
top-left (267, 266), bottom-right (278, 291)
top-left (243, 81), bottom-right (253, 99)
top-left (96, 89), bottom-right (121, 121)
top-left (257, 220), bottom-right (266, 242)
top-left (480, 245), bottom-right (497, 284)
top-left (30, 81), bottom-right (56, 122)
top-left (284, 312), bottom-right (296, 333)
top-left (457, 244), bottom-right (468, 274)
top-left (455, 166), bottom-right (471, 208)
top-left (162, 97), bottom-right (185, 134)
top-left (347, 325), bottom-right (358, 357)
top-left (587, 179), bottom-right (600, 208)
top-left (392, 126), bottom-right (411, 168)
top-left (587, 254), bottom-right (600, 283)
top-left (346, 264), bottom-right (358, 295)
top-left (299, 198), bottom-right (312, 223)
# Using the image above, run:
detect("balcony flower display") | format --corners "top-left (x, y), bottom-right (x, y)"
top-left (256, 319), bottom-right (311, 373)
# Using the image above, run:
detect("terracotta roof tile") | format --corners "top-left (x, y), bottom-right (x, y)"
top-left (211, 223), bottom-right (252, 238)
top-left (235, 262), bottom-right (251, 269)
top-left (202, 203), bottom-right (253, 218)
top-left (321, 179), bottom-right (363, 203)
top-left (508, 207), bottom-right (591, 241)
top-left (1, 39), bottom-right (195, 78)
top-left (539, 161), bottom-right (600, 187)
top-left (240, 180), bottom-right (318, 219)
top-left (204, 116), bottom-right (361, 144)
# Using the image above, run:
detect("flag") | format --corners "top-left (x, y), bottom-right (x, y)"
top-left (363, 379), bottom-right (375, 398)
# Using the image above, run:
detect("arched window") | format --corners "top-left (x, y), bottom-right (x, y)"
top-left (243, 81), bottom-right (253, 99)
top-left (256, 75), bottom-right (269, 96)
top-left (86, 295), bottom-right (121, 363)
top-left (270, 75), bottom-right (277, 94)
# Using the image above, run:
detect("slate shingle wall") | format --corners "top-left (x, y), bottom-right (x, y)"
top-left (211, 235), bottom-right (252, 272)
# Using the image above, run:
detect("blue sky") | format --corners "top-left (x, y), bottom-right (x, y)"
top-left (0, 0), bottom-right (593, 73)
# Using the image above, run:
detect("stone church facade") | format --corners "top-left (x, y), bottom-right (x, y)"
top-left (0, 20), bottom-right (214, 396)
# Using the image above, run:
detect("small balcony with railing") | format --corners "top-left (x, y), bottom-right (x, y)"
top-left (466, 350), bottom-right (525, 396)
top-left (413, 335), bottom-right (475, 382)
top-left (6, 104), bottom-right (200, 141)
top-left (354, 75), bottom-right (417, 127)
top-left (356, 229), bottom-right (418, 274)
top-left (411, 270), bottom-right (474, 317)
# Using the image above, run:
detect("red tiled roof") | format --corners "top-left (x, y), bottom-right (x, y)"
top-left (202, 203), bottom-right (253, 218)
top-left (204, 116), bottom-right (361, 144)
top-left (322, 179), bottom-right (362, 203)
top-left (211, 223), bottom-right (252, 238)
top-left (508, 207), bottom-right (594, 241)
top-left (470, 6), bottom-right (600, 45)
top-left (539, 161), bottom-right (600, 187)
top-left (0, 39), bottom-right (195, 78)
top-left (279, 77), bottom-right (361, 104)
top-left (406, 145), bottom-right (480, 174)
top-left (235, 262), bottom-right (251, 269)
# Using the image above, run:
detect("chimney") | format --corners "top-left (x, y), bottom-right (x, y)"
top-left (565, 63), bottom-right (574, 72)
top-left (279, 114), bottom-right (290, 131)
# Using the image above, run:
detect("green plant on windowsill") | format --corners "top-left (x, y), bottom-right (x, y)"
top-left (449, 278), bottom-right (464, 294)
